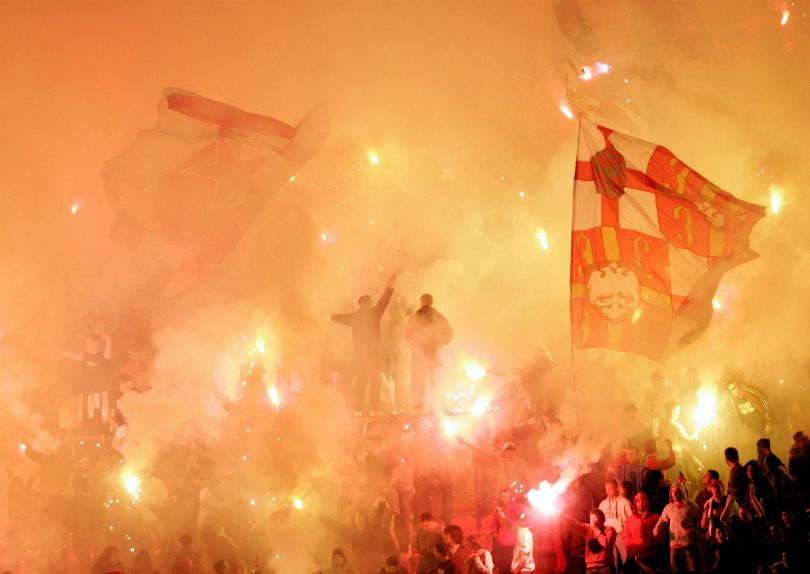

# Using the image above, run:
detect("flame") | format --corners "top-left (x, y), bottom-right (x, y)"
top-left (267, 386), bottom-right (281, 410)
top-left (367, 150), bottom-right (380, 165)
top-left (527, 480), bottom-right (567, 515)
top-left (781, 9), bottom-right (789, 26)
top-left (440, 416), bottom-right (459, 438)
top-left (470, 396), bottom-right (490, 417)
top-left (292, 498), bottom-right (304, 510)
top-left (535, 228), bottom-right (549, 251)
top-left (712, 298), bottom-right (722, 310)
top-left (255, 338), bottom-right (267, 354)
top-left (463, 361), bottom-right (487, 381)
top-left (595, 62), bottom-right (610, 74)
top-left (693, 386), bottom-right (718, 428)
top-left (558, 101), bottom-right (575, 120)
top-left (123, 472), bottom-right (141, 501)
top-left (578, 66), bottom-right (592, 81)
top-left (769, 185), bottom-right (783, 215)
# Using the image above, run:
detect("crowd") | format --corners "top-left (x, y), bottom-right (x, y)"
top-left (1, 285), bottom-right (808, 574)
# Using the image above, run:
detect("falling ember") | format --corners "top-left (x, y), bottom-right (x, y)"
top-left (70, 202), bottom-right (80, 215)
top-left (578, 66), bottom-right (593, 81)
top-left (367, 150), bottom-right (380, 165)
top-left (123, 473), bottom-right (141, 501)
top-left (18, 443), bottom-right (26, 452)
top-left (463, 361), bottom-right (487, 381)
top-left (781, 10), bottom-right (789, 26)
top-left (769, 186), bottom-right (783, 214)
top-left (292, 498), bottom-right (304, 510)
top-left (527, 480), bottom-right (567, 515)
top-left (712, 298), bottom-right (722, 310)
top-left (693, 386), bottom-right (718, 428)
top-left (631, 307), bottom-right (643, 324)
top-left (535, 228), bottom-right (550, 251)
top-left (267, 386), bottom-right (281, 410)
top-left (289, 175), bottom-right (296, 182)
top-left (558, 101), bottom-right (575, 120)
top-left (255, 338), bottom-right (267, 354)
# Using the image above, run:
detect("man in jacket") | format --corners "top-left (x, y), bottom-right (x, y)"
top-left (652, 484), bottom-right (700, 572)
top-left (405, 293), bottom-right (452, 412)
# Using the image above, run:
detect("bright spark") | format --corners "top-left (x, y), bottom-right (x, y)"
top-left (292, 498), bottom-right (304, 510)
top-left (463, 361), bottom-right (487, 381)
top-left (595, 62), bottom-right (610, 74)
top-left (535, 228), bottom-right (549, 251)
top-left (70, 203), bottom-right (80, 215)
top-left (289, 175), bottom-right (296, 182)
top-left (255, 338), bottom-right (267, 354)
top-left (527, 480), bottom-right (566, 515)
top-left (781, 10), bottom-right (789, 26)
top-left (470, 396), bottom-right (490, 417)
top-left (558, 101), bottom-right (575, 120)
top-left (440, 417), bottom-right (459, 438)
top-left (123, 473), bottom-right (141, 501)
top-left (712, 298), bottom-right (722, 310)
top-left (631, 307), bottom-right (643, 324)
top-left (769, 186), bottom-right (783, 215)
top-left (367, 150), bottom-right (380, 165)
top-left (268, 386), bottom-right (281, 410)
top-left (578, 66), bottom-right (593, 81)
top-left (19, 443), bottom-right (26, 452)
top-left (693, 387), bottom-right (718, 428)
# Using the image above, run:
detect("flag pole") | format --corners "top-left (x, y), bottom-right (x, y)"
top-left (569, 113), bottom-right (583, 428)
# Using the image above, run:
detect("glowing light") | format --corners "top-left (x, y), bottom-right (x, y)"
top-left (769, 186), bottom-right (783, 215)
top-left (70, 202), bottom-right (81, 215)
top-left (595, 62), bottom-right (610, 74)
top-left (558, 101), bottom-right (575, 120)
top-left (693, 387), bottom-right (718, 428)
top-left (320, 232), bottom-right (328, 242)
top-left (289, 175), bottom-right (296, 182)
top-left (463, 361), bottom-right (487, 382)
top-left (255, 338), bottom-right (267, 354)
top-left (19, 443), bottom-right (26, 452)
top-left (527, 480), bottom-right (566, 515)
top-left (367, 150), bottom-right (380, 165)
top-left (632, 307), bottom-right (643, 324)
top-left (779, 379), bottom-right (784, 385)
top-left (123, 473), bottom-right (141, 501)
top-left (268, 386), bottom-right (281, 410)
top-left (292, 498), bottom-right (304, 510)
top-left (534, 228), bottom-right (549, 251)
top-left (578, 66), bottom-right (593, 81)
top-left (470, 396), bottom-right (490, 417)
top-left (781, 10), bottom-right (789, 26)
top-left (440, 417), bottom-right (458, 438)
top-left (518, 191), bottom-right (525, 198)
top-left (712, 298), bottom-right (722, 310)
top-left (249, 499), bottom-right (256, 506)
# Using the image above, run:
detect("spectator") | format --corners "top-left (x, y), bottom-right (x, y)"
top-left (443, 524), bottom-right (471, 574)
top-left (653, 484), bottom-right (700, 572)
top-left (490, 489), bottom-right (523, 574)
top-left (643, 439), bottom-right (676, 472)
top-left (405, 293), bottom-right (453, 413)
top-left (598, 478), bottom-right (632, 569)
top-left (434, 542), bottom-right (455, 574)
top-left (561, 508), bottom-right (616, 574)
top-left (616, 445), bottom-right (644, 495)
top-left (465, 534), bottom-right (494, 574)
top-left (326, 548), bottom-right (357, 574)
top-left (130, 550), bottom-right (159, 574)
top-left (510, 513), bottom-right (534, 574)
top-left (175, 534), bottom-right (202, 574)
top-left (90, 546), bottom-right (125, 574)
top-left (377, 555), bottom-right (408, 574)
top-left (623, 492), bottom-right (659, 574)
top-left (725, 447), bottom-right (750, 505)
top-left (331, 273), bottom-right (397, 416)
top-left (416, 513), bottom-right (443, 574)
top-left (694, 470), bottom-right (719, 510)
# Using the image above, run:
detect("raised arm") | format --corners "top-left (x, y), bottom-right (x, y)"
top-left (48, 338), bottom-right (83, 362)
top-left (646, 440), bottom-right (676, 471)
top-left (376, 274), bottom-right (397, 314)
top-left (331, 313), bottom-right (354, 326)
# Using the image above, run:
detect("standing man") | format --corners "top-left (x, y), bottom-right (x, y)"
top-left (405, 293), bottom-right (453, 412)
top-left (510, 513), bottom-right (535, 574)
top-left (724, 447), bottom-right (749, 505)
top-left (598, 479), bottom-right (632, 571)
top-left (332, 273), bottom-right (397, 416)
top-left (623, 492), bottom-right (659, 574)
top-left (491, 489), bottom-right (524, 574)
top-left (653, 484), bottom-right (700, 573)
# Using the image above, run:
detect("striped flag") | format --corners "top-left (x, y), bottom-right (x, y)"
top-left (570, 119), bottom-right (764, 359)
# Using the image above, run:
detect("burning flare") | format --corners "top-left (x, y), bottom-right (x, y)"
top-left (769, 185), bottom-right (783, 215)
top-left (558, 101), bottom-right (575, 120)
top-left (123, 472), bottom-right (141, 501)
top-left (535, 228), bottom-right (550, 251)
top-left (527, 480), bottom-right (567, 515)
top-left (693, 386), bottom-right (718, 429)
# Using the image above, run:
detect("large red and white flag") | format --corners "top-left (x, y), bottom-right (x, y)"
top-left (570, 119), bottom-right (765, 360)
top-left (103, 88), bottom-right (328, 296)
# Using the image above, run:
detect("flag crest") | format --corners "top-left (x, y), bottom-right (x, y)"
top-left (570, 119), bottom-right (764, 360)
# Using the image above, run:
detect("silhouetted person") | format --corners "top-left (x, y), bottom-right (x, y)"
top-left (405, 293), bottom-right (452, 412)
top-left (331, 273), bottom-right (397, 415)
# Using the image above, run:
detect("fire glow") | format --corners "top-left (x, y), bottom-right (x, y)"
top-left (527, 480), bottom-right (567, 515)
